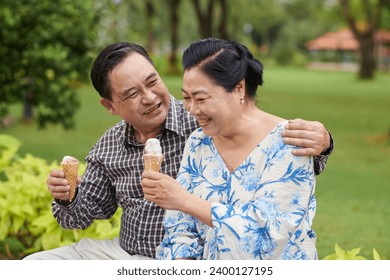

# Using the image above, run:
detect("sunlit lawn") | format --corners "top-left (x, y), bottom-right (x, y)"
top-left (3, 66), bottom-right (390, 259)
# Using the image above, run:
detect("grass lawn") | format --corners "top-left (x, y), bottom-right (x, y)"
top-left (2, 66), bottom-right (390, 259)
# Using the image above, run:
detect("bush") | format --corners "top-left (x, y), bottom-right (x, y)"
top-left (323, 243), bottom-right (381, 260)
top-left (0, 134), bottom-right (121, 259)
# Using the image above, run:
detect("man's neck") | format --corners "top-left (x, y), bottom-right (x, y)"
top-left (134, 126), bottom-right (163, 144)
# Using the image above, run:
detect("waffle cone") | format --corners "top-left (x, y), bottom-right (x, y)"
top-left (61, 162), bottom-right (79, 201)
top-left (144, 155), bottom-right (163, 172)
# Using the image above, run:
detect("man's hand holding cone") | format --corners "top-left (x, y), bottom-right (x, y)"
top-left (61, 155), bottom-right (79, 202)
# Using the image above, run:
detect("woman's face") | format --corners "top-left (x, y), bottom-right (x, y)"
top-left (182, 67), bottom-right (242, 137)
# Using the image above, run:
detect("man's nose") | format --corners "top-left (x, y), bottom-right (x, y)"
top-left (141, 88), bottom-right (155, 103)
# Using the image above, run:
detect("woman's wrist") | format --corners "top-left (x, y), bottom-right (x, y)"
top-left (182, 193), bottom-right (212, 227)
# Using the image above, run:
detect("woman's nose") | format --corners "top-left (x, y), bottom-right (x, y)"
top-left (186, 101), bottom-right (200, 116)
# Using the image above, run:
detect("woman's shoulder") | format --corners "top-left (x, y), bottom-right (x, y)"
top-left (256, 111), bottom-right (287, 140)
top-left (263, 111), bottom-right (286, 130)
top-left (184, 128), bottom-right (214, 151)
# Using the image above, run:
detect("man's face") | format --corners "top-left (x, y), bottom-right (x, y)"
top-left (102, 53), bottom-right (170, 139)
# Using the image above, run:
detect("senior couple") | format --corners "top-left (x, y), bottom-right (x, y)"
top-left (25, 38), bottom-right (333, 260)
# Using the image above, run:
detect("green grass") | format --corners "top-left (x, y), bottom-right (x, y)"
top-left (2, 67), bottom-right (390, 259)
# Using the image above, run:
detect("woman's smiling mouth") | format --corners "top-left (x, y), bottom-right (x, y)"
top-left (197, 118), bottom-right (210, 125)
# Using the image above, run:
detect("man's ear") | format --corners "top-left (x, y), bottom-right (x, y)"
top-left (100, 98), bottom-right (116, 115)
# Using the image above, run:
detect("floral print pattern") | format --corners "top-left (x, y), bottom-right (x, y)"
top-left (156, 121), bottom-right (317, 260)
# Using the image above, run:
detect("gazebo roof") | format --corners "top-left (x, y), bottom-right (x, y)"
top-left (306, 28), bottom-right (390, 51)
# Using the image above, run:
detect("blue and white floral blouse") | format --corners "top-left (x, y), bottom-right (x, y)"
top-left (156, 121), bottom-right (317, 260)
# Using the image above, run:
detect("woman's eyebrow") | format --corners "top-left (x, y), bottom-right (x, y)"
top-left (181, 88), bottom-right (208, 96)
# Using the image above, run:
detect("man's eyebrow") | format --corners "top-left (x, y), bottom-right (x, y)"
top-left (119, 73), bottom-right (158, 97)
top-left (119, 87), bottom-right (135, 98)
top-left (145, 72), bottom-right (158, 81)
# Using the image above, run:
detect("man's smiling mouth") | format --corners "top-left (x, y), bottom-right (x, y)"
top-left (144, 103), bottom-right (161, 115)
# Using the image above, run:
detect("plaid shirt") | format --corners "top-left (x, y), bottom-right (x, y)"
top-left (52, 94), bottom-right (333, 258)
top-left (52, 95), bottom-right (198, 258)
top-left (314, 133), bottom-right (334, 176)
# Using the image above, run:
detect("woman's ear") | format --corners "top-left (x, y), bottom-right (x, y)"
top-left (100, 98), bottom-right (117, 115)
top-left (234, 80), bottom-right (246, 105)
top-left (235, 79), bottom-right (245, 94)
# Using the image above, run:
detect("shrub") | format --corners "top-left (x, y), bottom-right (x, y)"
top-left (323, 243), bottom-right (381, 260)
top-left (0, 134), bottom-right (121, 259)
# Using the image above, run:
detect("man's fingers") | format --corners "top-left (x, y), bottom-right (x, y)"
top-left (48, 177), bottom-right (68, 187)
top-left (50, 184), bottom-right (70, 200)
top-left (47, 169), bottom-right (67, 188)
top-left (284, 137), bottom-right (324, 156)
top-left (286, 119), bottom-right (320, 131)
top-left (50, 169), bottom-right (65, 178)
top-left (50, 185), bottom-right (70, 194)
top-left (283, 137), bottom-right (316, 148)
top-left (53, 191), bottom-right (70, 200)
top-left (282, 129), bottom-right (316, 141)
top-left (291, 148), bottom-right (317, 157)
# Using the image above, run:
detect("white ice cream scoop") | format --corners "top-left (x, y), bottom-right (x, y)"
top-left (144, 138), bottom-right (162, 155)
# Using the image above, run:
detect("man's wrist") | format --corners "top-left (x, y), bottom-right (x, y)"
top-left (54, 188), bottom-right (78, 206)
top-left (55, 198), bottom-right (72, 206)
top-left (320, 131), bottom-right (334, 156)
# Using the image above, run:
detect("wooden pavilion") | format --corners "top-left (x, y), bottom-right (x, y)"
top-left (306, 28), bottom-right (390, 72)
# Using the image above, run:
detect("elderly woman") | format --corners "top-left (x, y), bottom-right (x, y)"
top-left (142, 38), bottom-right (317, 260)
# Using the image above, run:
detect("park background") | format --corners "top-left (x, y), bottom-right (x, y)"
top-left (0, 0), bottom-right (389, 260)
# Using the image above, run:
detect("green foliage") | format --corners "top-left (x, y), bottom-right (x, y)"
top-left (0, 135), bottom-right (21, 169)
top-left (323, 243), bottom-right (381, 260)
top-left (0, 0), bottom-right (101, 129)
top-left (0, 134), bottom-right (121, 259)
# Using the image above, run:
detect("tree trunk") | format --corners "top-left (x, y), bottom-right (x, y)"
top-left (23, 91), bottom-right (34, 122)
top-left (340, 0), bottom-right (384, 80)
top-left (358, 34), bottom-right (376, 79)
top-left (192, 0), bottom-right (214, 38)
top-left (168, 0), bottom-right (181, 75)
top-left (145, 0), bottom-right (155, 54)
top-left (217, 0), bottom-right (228, 39)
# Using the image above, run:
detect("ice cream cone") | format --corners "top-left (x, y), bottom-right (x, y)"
top-left (61, 156), bottom-right (79, 201)
top-left (144, 154), bottom-right (163, 172)
top-left (144, 138), bottom-right (163, 172)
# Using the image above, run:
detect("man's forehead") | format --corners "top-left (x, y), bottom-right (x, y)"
top-left (112, 53), bottom-right (156, 80)
top-left (124, 52), bottom-right (153, 68)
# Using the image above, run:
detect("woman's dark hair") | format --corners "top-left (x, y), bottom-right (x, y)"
top-left (90, 42), bottom-right (154, 100)
top-left (182, 38), bottom-right (263, 99)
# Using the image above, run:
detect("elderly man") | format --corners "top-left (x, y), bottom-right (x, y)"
top-left (24, 42), bottom-right (333, 260)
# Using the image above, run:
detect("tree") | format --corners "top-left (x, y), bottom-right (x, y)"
top-left (145, 0), bottom-right (156, 53)
top-left (217, 0), bottom-right (229, 39)
top-left (340, 0), bottom-right (386, 79)
top-left (167, 0), bottom-right (182, 75)
top-left (191, 0), bottom-right (229, 38)
top-left (0, 0), bottom-right (100, 129)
